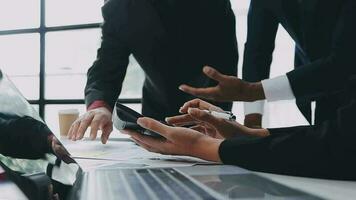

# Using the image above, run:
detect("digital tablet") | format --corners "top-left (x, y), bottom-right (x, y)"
top-left (113, 102), bottom-right (164, 139)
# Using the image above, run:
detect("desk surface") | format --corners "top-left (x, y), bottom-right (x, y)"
top-left (257, 172), bottom-right (356, 200)
top-left (67, 139), bottom-right (356, 200)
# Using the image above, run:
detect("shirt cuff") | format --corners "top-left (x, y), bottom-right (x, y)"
top-left (87, 100), bottom-right (113, 112)
top-left (261, 75), bottom-right (295, 102)
top-left (244, 100), bottom-right (265, 115)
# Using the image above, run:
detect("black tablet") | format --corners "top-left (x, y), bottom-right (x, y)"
top-left (113, 102), bottom-right (164, 138)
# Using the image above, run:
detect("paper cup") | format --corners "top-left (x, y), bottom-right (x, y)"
top-left (58, 109), bottom-right (79, 137)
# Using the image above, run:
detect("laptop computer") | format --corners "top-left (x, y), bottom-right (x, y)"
top-left (73, 164), bottom-right (322, 200)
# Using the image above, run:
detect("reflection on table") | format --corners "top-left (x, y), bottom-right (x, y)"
top-left (0, 70), bottom-right (81, 200)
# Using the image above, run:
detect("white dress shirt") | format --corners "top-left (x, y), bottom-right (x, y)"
top-left (244, 75), bottom-right (295, 115)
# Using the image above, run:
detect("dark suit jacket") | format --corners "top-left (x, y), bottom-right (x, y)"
top-left (85, 0), bottom-right (238, 120)
top-left (242, 0), bottom-right (356, 124)
top-left (219, 76), bottom-right (356, 180)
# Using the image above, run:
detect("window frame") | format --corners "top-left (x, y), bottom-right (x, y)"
top-left (0, 0), bottom-right (141, 118)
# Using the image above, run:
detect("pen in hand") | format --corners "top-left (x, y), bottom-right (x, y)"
top-left (203, 110), bottom-right (236, 121)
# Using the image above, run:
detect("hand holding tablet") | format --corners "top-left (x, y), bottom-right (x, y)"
top-left (114, 102), bottom-right (164, 138)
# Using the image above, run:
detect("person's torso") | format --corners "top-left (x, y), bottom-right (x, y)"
top-left (264, 0), bottom-right (346, 124)
top-left (105, 0), bottom-right (238, 118)
top-left (271, 0), bottom-right (344, 65)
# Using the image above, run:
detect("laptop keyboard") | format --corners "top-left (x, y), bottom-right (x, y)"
top-left (96, 168), bottom-right (217, 200)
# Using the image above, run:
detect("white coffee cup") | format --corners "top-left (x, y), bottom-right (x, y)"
top-left (58, 109), bottom-right (79, 137)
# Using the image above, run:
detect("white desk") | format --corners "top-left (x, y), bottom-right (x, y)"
top-left (257, 172), bottom-right (356, 200)
top-left (64, 139), bottom-right (356, 200)
top-left (0, 181), bottom-right (27, 200)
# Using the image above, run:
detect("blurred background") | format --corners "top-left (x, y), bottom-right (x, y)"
top-left (0, 0), bottom-right (308, 136)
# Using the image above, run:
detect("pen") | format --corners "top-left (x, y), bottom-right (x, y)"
top-left (204, 110), bottom-right (236, 121)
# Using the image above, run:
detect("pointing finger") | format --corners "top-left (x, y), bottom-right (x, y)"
top-left (69, 121), bottom-right (80, 141)
top-left (101, 123), bottom-right (113, 144)
top-left (165, 114), bottom-right (197, 126)
top-left (178, 84), bottom-right (216, 100)
top-left (75, 113), bottom-right (94, 140)
top-left (203, 66), bottom-right (229, 83)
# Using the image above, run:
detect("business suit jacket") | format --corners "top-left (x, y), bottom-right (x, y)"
top-left (219, 76), bottom-right (356, 180)
top-left (242, 0), bottom-right (356, 124)
top-left (85, 0), bottom-right (238, 120)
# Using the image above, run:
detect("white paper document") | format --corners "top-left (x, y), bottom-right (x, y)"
top-left (62, 139), bottom-right (216, 170)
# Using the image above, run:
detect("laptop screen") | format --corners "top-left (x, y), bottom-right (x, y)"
top-left (0, 70), bottom-right (82, 200)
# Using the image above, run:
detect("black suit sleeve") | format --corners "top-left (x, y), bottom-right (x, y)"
top-left (85, 0), bottom-right (131, 109)
top-left (287, 0), bottom-right (356, 100)
top-left (0, 114), bottom-right (53, 159)
top-left (242, 0), bottom-right (279, 82)
top-left (219, 99), bottom-right (356, 180)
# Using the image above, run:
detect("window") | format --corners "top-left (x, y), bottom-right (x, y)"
top-left (45, 29), bottom-right (102, 99)
top-left (0, 33), bottom-right (40, 100)
top-left (0, 0), bottom-right (40, 30)
top-left (0, 0), bottom-right (144, 135)
top-left (45, 0), bottom-right (104, 27)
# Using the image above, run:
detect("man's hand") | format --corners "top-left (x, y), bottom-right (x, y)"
top-left (244, 114), bottom-right (263, 128)
top-left (179, 66), bottom-right (265, 102)
top-left (166, 99), bottom-right (269, 139)
top-left (68, 107), bottom-right (113, 144)
top-left (166, 99), bottom-right (226, 138)
top-left (178, 98), bottom-right (224, 115)
top-left (122, 117), bottom-right (223, 162)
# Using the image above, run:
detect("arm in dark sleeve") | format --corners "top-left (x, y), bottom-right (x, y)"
top-left (0, 114), bottom-right (53, 159)
top-left (85, 0), bottom-right (131, 109)
top-left (287, 0), bottom-right (356, 100)
top-left (242, 0), bottom-right (279, 82)
top-left (219, 103), bottom-right (356, 180)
